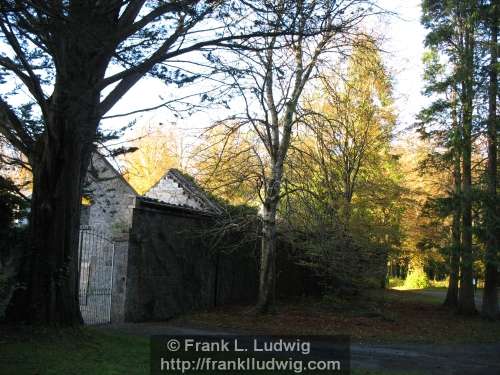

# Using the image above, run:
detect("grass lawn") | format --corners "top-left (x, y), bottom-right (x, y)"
top-left (171, 289), bottom-right (500, 344)
top-left (0, 326), bottom-right (149, 375)
top-left (0, 326), bottom-right (420, 375)
top-left (0, 289), bottom-right (497, 374)
top-left (383, 287), bottom-right (447, 304)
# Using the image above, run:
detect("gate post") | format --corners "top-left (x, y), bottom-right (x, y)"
top-left (111, 234), bottom-right (129, 323)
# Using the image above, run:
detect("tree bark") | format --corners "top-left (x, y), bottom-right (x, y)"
top-left (256, 153), bottom-right (284, 313)
top-left (256, 197), bottom-right (278, 313)
top-left (343, 174), bottom-right (352, 227)
top-left (444, 171), bottom-right (461, 308)
top-left (482, 2), bottom-right (498, 320)
top-left (457, 17), bottom-right (476, 315)
top-left (444, 89), bottom-right (461, 309)
top-left (6, 130), bottom-right (89, 324)
top-left (6, 65), bottom-right (101, 325)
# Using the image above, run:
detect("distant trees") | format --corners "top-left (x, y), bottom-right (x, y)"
top-left (0, 175), bottom-right (27, 243)
top-left (281, 36), bottom-right (400, 290)
top-left (193, 125), bottom-right (261, 206)
top-left (299, 36), bottom-right (395, 227)
top-left (395, 136), bottom-right (454, 288)
top-left (121, 123), bottom-right (183, 194)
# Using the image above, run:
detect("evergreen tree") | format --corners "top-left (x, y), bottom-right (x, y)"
top-left (481, 0), bottom-right (499, 319)
top-left (421, 0), bottom-right (480, 314)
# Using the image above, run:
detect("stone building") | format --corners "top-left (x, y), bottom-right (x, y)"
top-left (81, 152), bottom-right (221, 240)
top-left (79, 153), bottom-right (328, 325)
top-left (79, 152), bottom-right (250, 324)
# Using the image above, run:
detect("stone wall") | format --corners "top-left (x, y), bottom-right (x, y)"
top-left (110, 236), bottom-right (129, 323)
top-left (124, 202), bottom-right (258, 322)
top-left (275, 241), bottom-right (325, 299)
top-left (121, 201), bottom-right (335, 322)
top-left (213, 240), bottom-right (260, 306)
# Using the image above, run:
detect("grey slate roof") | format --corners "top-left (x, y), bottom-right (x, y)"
top-left (136, 196), bottom-right (218, 217)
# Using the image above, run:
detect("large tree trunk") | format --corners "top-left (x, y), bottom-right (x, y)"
top-left (444, 89), bottom-right (461, 309)
top-left (6, 73), bottom-right (100, 325)
top-left (482, 2), bottom-right (498, 320)
top-left (7, 132), bottom-right (87, 324)
top-left (457, 21), bottom-right (476, 315)
top-left (2, 11), bottom-right (110, 323)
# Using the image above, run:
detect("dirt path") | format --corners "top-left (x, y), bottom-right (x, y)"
top-left (100, 323), bottom-right (500, 375)
top-left (350, 342), bottom-right (500, 375)
top-left (412, 289), bottom-right (485, 306)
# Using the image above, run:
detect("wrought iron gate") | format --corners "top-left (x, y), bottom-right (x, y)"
top-left (78, 226), bottom-right (115, 325)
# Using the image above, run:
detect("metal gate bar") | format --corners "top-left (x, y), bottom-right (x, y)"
top-left (78, 226), bottom-right (115, 325)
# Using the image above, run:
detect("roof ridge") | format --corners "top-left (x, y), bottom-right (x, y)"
top-left (166, 169), bottom-right (223, 214)
top-left (144, 168), bottom-right (222, 215)
top-left (137, 196), bottom-right (216, 216)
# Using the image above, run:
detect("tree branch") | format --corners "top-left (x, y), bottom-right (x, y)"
top-left (0, 98), bottom-right (33, 156)
top-left (0, 18), bottom-right (48, 116)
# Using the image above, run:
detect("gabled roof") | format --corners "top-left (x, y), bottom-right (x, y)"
top-left (87, 152), bottom-right (139, 196)
top-left (146, 168), bottom-right (223, 215)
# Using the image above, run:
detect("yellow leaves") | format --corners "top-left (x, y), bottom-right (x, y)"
top-left (120, 122), bottom-right (183, 195)
top-left (393, 135), bottom-right (451, 259)
top-left (191, 125), bottom-right (263, 206)
top-left (81, 195), bottom-right (93, 206)
top-left (0, 142), bottom-right (32, 195)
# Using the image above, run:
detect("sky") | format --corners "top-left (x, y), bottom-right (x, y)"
top-left (376, 0), bottom-right (429, 134)
top-left (101, 0), bottom-right (429, 142)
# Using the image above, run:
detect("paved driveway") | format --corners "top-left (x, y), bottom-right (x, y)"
top-left (101, 323), bottom-right (500, 375)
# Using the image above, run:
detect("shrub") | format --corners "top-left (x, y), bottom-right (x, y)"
top-left (0, 273), bottom-right (10, 320)
top-left (388, 277), bottom-right (405, 288)
top-left (0, 176), bottom-right (29, 320)
top-left (403, 269), bottom-right (430, 289)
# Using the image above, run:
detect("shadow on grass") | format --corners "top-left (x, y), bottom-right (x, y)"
top-left (0, 325), bottom-right (149, 375)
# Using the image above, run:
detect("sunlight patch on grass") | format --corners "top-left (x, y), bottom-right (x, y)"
top-left (387, 277), bottom-right (405, 289)
top-left (429, 279), bottom-right (449, 288)
top-left (389, 278), bottom-right (449, 290)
